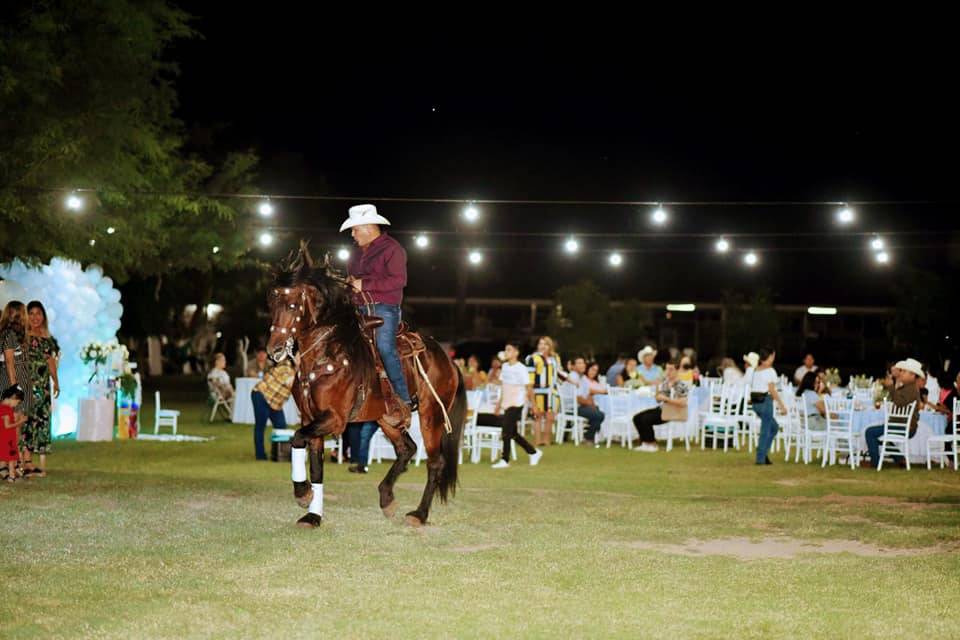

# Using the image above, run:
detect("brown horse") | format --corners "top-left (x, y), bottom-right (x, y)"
top-left (266, 245), bottom-right (466, 528)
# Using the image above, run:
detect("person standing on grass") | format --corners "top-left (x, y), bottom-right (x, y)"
top-left (22, 301), bottom-right (59, 478)
top-left (0, 385), bottom-right (26, 482)
top-left (491, 342), bottom-right (542, 469)
top-left (251, 354), bottom-right (299, 461)
top-left (526, 336), bottom-right (560, 447)
top-left (750, 347), bottom-right (788, 465)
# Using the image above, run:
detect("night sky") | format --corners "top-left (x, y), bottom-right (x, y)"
top-left (172, 10), bottom-right (958, 305)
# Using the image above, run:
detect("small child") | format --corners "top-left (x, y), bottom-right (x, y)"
top-left (1, 384), bottom-right (26, 483)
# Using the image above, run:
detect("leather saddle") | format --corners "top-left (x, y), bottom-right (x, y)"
top-left (360, 317), bottom-right (426, 359)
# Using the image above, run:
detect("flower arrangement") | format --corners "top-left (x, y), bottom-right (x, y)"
top-left (823, 368), bottom-right (842, 388)
top-left (80, 341), bottom-right (108, 366)
top-left (850, 374), bottom-right (873, 389)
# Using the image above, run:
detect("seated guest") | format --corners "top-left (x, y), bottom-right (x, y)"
top-left (933, 371), bottom-right (959, 417)
top-left (207, 353), bottom-right (234, 402)
top-left (794, 353), bottom-right (818, 385)
top-left (637, 346), bottom-right (663, 386)
top-left (464, 355), bottom-right (487, 390)
top-left (720, 358), bottom-right (743, 384)
top-left (863, 358), bottom-right (923, 468)
top-left (571, 357), bottom-right (605, 443)
top-left (679, 355), bottom-right (698, 384)
top-left (487, 356), bottom-right (502, 385)
top-left (584, 362), bottom-right (608, 396)
top-left (605, 354), bottom-right (627, 386)
top-left (245, 348), bottom-right (270, 378)
top-left (795, 370), bottom-right (827, 428)
top-left (632, 360), bottom-right (689, 452)
top-left (615, 358), bottom-right (641, 388)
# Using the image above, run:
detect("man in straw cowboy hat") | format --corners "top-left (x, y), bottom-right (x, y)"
top-left (863, 357), bottom-right (923, 468)
top-left (637, 346), bottom-right (664, 386)
top-left (339, 206), bottom-right (415, 469)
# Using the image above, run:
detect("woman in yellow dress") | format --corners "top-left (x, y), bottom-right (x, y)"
top-left (525, 336), bottom-right (561, 446)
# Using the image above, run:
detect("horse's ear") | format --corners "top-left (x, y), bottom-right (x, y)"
top-left (300, 240), bottom-right (314, 269)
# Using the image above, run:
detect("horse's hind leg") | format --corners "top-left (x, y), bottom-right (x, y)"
top-left (377, 424), bottom-right (417, 519)
top-left (297, 439), bottom-right (325, 528)
top-left (406, 426), bottom-right (444, 528)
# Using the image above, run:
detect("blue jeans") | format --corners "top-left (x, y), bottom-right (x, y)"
top-left (362, 303), bottom-right (411, 404)
top-left (578, 405), bottom-right (605, 441)
top-left (252, 390), bottom-right (286, 460)
top-left (347, 421), bottom-right (379, 466)
top-left (752, 396), bottom-right (779, 463)
top-left (864, 424), bottom-right (908, 468)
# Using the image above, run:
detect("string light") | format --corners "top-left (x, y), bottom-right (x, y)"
top-left (609, 252), bottom-right (623, 267)
top-left (337, 247), bottom-right (350, 261)
top-left (715, 237), bottom-right (730, 253)
top-left (836, 206), bottom-right (855, 225)
top-left (258, 200), bottom-right (274, 217)
top-left (414, 234), bottom-right (430, 248)
top-left (875, 251), bottom-right (890, 264)
top-left (743, 251), bottom-right (759, 266)
top-left (870, 236), bottom-right (884, 250)
top-left (212, 246), bottom-right (220, 254)
top-left (258, 232), bottom-right (273, 247)
top-left (564, 237), bottom-right (580, 254)
top-left (651, 205), bottom-right (668, 225)
top-left (65, 193), bottom-right (84, 211)
top-left (89, 239), bottom-right (96, 246)
top-left (468, 250), bottom-right (483, 265)
top-left (106, 227), bottom-right (115, 235)
top-left (463, 205), bottom-right (480, 222)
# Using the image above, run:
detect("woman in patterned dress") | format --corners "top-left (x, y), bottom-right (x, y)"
top-left (0, 301), bottom-right (32, 473)
top-left (23, 301), bottom-right (59, 477)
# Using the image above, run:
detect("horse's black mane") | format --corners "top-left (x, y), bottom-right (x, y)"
top-left (274, 250), bottom-right (373, 377)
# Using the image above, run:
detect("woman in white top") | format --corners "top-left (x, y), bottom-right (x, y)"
top-left (795, 370), bottom-right (827, 429)
top-left (749, 348), bottom-right (787, 465)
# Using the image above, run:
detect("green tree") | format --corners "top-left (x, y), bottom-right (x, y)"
top-left (547, 280), bottom-right (613, 359)
top-left (723, 289), bottom-right (780, 358)
top-left (0, 0), bottom-right (258, 281)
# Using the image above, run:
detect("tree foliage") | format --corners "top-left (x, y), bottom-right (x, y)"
top-left (0, 0), bottom-right (258, 282)
top-left (547, 280), bottom-right (653, 359)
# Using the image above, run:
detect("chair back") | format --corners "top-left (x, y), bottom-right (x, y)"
top-left (558, 381), bottom-right (579, 419)
top-left (608, 387), bottom-right (633, 421)
top-left (824, 397), bottom-right (854, 435)
top-left (883, 400), bottom-right (916, 439)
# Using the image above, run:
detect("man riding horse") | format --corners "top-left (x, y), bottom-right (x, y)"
top-left (341, 204), bottom-right (416, 426)
top-left (269, 206), bottom-right (466, 529)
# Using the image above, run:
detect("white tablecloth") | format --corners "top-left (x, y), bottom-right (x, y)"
top-left (849, 409), bottom-right (949, 463)
top-left (595, 387), bottom-right (709, 443)
top-left (232, 377), bottom-right (300, 426)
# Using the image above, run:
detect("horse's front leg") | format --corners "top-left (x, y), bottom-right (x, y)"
top-left (290, 409), bottom-right (342, 522)
top-left (296, 438), bottom-right (325, 528)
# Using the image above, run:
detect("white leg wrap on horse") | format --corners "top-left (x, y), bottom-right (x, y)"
top-left (309, 483), bottom-right (324, 516)
top-left (291, 447), bottom-right (307, 483)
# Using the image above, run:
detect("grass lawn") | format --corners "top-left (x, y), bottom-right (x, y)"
top-left (2, 381), bottom-right (959, 639)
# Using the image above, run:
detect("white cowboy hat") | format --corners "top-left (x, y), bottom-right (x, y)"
top-left (895, 358), bottom-right (924, 377)
top-left (339, 204), bottom-right (391, 232)
top-left (638, 346), bottom-right (657, 360)
top-left (744, 352), bottom-right (760, 369)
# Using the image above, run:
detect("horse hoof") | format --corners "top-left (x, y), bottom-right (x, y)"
top-left (296, 513), bottom-right (323, 528)
top-left (381, 500), bottom-right (397, 519)
top-left (404, 513), bottom-right (424, 528)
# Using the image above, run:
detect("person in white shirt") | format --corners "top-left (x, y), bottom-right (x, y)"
top-left (491, 342), bottom-right (542, 469)
top-left (750, 347), bottom-right (788, 465)
top-left (793, 353), bottom-right (817, 385)
top-left (571, 357), bottom-right (605, 443)
top-left (720, 358), bottom-right (743, 384)
top-left (207, 353), bottom-right (234, 402)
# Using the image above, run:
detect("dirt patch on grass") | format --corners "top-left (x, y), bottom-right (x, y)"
top-left (618, 537), bottom-right (946, 560)
top-left (773, 479), bottom-right (806, 487)
top-left (775, 494), bottom-right (951, 511)
top-left (448, 543), bottom-right (504, 554)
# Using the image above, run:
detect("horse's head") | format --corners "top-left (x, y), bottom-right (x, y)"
top-left (267, 241), bottom-right (348, 362)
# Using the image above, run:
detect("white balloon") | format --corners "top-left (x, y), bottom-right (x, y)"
top-left (0, 280), bottom-right (28, 307)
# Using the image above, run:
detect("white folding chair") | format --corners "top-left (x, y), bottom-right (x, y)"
top-left (556, 382), bottom-right (586, 445)
top-left (822, 397), bottom-right (857, 469)
top-left (207, 380), bottom-right (233, 422)
top-left (741, 386), bottom-right (761, 452)
top-left (877, 400), bottom-right (918, 471)
top-left (459, 390), bottom-right (483, 464)
top-left (926, 398), bottom-right (958, 470)
top-left (654, 399), bottom-right (696, 452)
top-left (776, 395), bottom-right (803, 462)
top-left (154, 391), bottom-right (180, 435)
top-left (701, 383), bottom-right (742, 451)
top-left (605, 387), bottom-right (634, 448)
top-left (325, 436), bottom-right (344, 464)
top-left (367, 430), bottom-right (395, 465)
top-left (800, 407), bottom-right (828, 464)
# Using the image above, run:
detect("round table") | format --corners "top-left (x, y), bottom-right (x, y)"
top-left (595, 386), bottom-right (708, 444)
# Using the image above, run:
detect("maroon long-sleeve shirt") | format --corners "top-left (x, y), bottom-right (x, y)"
top-left (347, 233), bottom-right (407, 305)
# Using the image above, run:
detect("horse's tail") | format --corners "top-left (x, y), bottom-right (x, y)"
top-left (437, 367), bottom-right (466, 503)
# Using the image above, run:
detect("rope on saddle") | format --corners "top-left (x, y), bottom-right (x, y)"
top-left (415, 351), bottom-right (453, 434)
